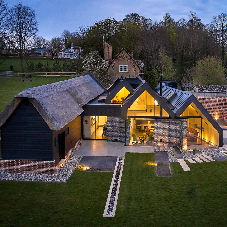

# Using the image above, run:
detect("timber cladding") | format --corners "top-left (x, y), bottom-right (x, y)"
top-left (52, 116), bottom-right (81, 165)
top-left (1, 99), bottom-right (53, 161)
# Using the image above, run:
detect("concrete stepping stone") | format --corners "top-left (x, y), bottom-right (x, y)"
top-left (193, 157), bottom-right (203, 163)
top-left (177, 159), bottom-right (190, 171)
top-left (196, 154), bottom-right (210, 162)
top-left (201, 154), bottom-right (215, 161)
top-left (187, 159), bottom-right (196, 163)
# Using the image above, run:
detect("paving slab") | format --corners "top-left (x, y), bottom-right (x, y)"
top-left (196, 154), bottom-right (210, 162)
top-left (187, 159), bottom-right (196, 163)
top-left (201, 154), bottom-right (215, 161)
top-left (156, 162), bottom-right (172, 177)
top-left (193, 157), bottom-right (203, 163)
top-left (177, 159), bottom-right (190, 171)
top-left (155, 151), bottom-right (169, 162)
top-left (213, 156), bottom-right (227, 161)
top-left (79, 156), bottom-right (118, 171)
top-left (75, 140), bottom-right (154, 156)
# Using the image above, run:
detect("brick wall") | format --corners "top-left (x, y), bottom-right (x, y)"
top-left (197, 97), bottom-right (227, 123)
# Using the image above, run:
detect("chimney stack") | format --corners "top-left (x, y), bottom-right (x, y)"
top-left (103, 42), bottom-right (112, 61)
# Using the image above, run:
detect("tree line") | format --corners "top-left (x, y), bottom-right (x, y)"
top-left (0, 0), bottom-right (227, 86)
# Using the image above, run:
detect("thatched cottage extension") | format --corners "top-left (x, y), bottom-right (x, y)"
top-left (0, 73), bottom-right (223, 165)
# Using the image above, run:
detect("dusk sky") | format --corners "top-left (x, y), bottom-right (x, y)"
top-left (4, 0), bottom-right (227, 40)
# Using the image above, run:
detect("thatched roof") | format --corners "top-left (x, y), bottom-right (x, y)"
top-left (0, 73), bottom-right (105, 131)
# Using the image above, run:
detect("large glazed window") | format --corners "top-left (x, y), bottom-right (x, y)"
top-left (111, 87), bottom-right (130, 103)
top-left (181, 103), bottom-right (219, 146)
top-left (83, 116), bottom-right (107, 139)
top-left (128, 90), bottom-right (169, 117)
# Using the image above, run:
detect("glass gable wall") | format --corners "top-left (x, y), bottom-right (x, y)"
top-left (127, 91), bottom-right (169, 117)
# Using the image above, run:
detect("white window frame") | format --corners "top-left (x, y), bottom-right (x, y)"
top-left (119, 65), bottom-right (128, 72)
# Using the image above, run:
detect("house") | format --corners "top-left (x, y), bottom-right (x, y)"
top-left (58, 44), bottom-right (83, 59)
top-left (31, 48), bottom-right (52, 58)
top-left (104, 43), bottom-right (141, 80)
top-left (0, 74), bottom-right (223, 166)
top-left (0, 73), bottom-right (105, 165)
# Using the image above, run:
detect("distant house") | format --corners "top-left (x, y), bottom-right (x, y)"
top-left (104, 43), bottom-right (141, 80)
top-left (58, 44), bottom-right (83, 59)
top-left (32, 48), bottom-right (52, 58)
top-left (0, 73), bottom-right (223, 166)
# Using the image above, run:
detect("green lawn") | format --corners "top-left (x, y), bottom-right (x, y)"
top-left (0, 76), bottom-right (74, 114)
top-left (0, 153), bottom-right (226, 226)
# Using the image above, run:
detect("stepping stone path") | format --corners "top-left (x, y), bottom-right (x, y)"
top-left (177, 159), bottom-right (190, 171)
top-left (103, 157), bottom-right (125, 217)
top-left (187, 159), bottom-right (196, 163)
top-left (196, 154), bottom-right (210, 162)
top-left (155, 151), bottom-right (172, 177)
top-left (201, 154), bottom-right (215, 161)
top-left (193, 157), bottom-right (203, 163)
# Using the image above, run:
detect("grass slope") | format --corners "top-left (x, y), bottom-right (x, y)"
top-left (0, 153), bottom-right (226, 226)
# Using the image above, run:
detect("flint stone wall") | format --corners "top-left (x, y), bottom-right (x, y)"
top-left (154, 119), bottom-right (187, 149)
top-left (107, 117), bottom-right (130, 143)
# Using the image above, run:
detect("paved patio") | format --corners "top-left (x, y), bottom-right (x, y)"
top-left (74, 140), bottom-right (154, 156)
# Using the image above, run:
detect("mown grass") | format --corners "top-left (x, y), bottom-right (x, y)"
top-left (0, 153), bottom-right (226, 226)
top-left (0, 76), bottom-right (74, 114)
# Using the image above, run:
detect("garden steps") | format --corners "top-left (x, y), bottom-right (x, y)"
top-left (187, 159), bottom-right (196, 163)
top-left (193, 157), bottom-right (203, 163)
top-left (196, 154), bottom-right (210, 162)
top-left (201, 154), bottom-right (215, 161)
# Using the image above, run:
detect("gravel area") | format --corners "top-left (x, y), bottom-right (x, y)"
top-left (167, 146), bottom-right (227, 162)
top-left (0, 151), bottom-right (82, 183)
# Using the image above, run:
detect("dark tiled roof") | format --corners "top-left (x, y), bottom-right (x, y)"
top-left (1, 73), bottom-right (105, 131)
top-left (156, 84), bottom-right (192, 114)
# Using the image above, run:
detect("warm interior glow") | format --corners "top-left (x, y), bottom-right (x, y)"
top-left (111, 87), bottom-right (130, 103)
top-left (215, 113), bottom-right (219, 120)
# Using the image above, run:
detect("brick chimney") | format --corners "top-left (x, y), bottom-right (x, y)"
top-left (103, 42), bottom-right (112, 61)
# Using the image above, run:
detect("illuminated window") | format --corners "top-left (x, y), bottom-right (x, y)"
top-left (119, 65), bottom-right (128, 72)
top-left (111, 87), bottom-right (130, 103)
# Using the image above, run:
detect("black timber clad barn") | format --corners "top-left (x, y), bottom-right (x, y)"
top-left (0, 73), bottom-right (105, 165)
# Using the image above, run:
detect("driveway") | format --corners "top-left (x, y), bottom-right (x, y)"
top-left (74, 140), bottom-right (154, 156)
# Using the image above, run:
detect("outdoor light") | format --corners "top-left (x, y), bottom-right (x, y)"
top-left (154, 100), bottom-right (158, 105)
top-left (215, 113), bottom-right (219, 120)
top-left (144, 162), bottom-right (157, 166)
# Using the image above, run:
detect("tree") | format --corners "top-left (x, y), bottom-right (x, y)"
top-left (34, 36), bottom-right (50, 49)
top-left (50, 37), bottom-right (63, 58)
top-left (159, 48), bottom-right (176, 80)
top-left (82, 51), bottom-right (111, 87)
top-left (0, 0), bottom-right (7, 56)
top-left (61, 30), bottom-right (71, 49)
top-left (211, 13), bottom-right (227, 63)
top-left (0, 0), bottom-right (7, 29)
top-left (6, 3), bottom-right (38, 72)
top-left (189, 56), bottom-right (226, 85)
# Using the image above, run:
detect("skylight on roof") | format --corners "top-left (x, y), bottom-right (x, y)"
top-left (166, 91), bottom-right (175, 100)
